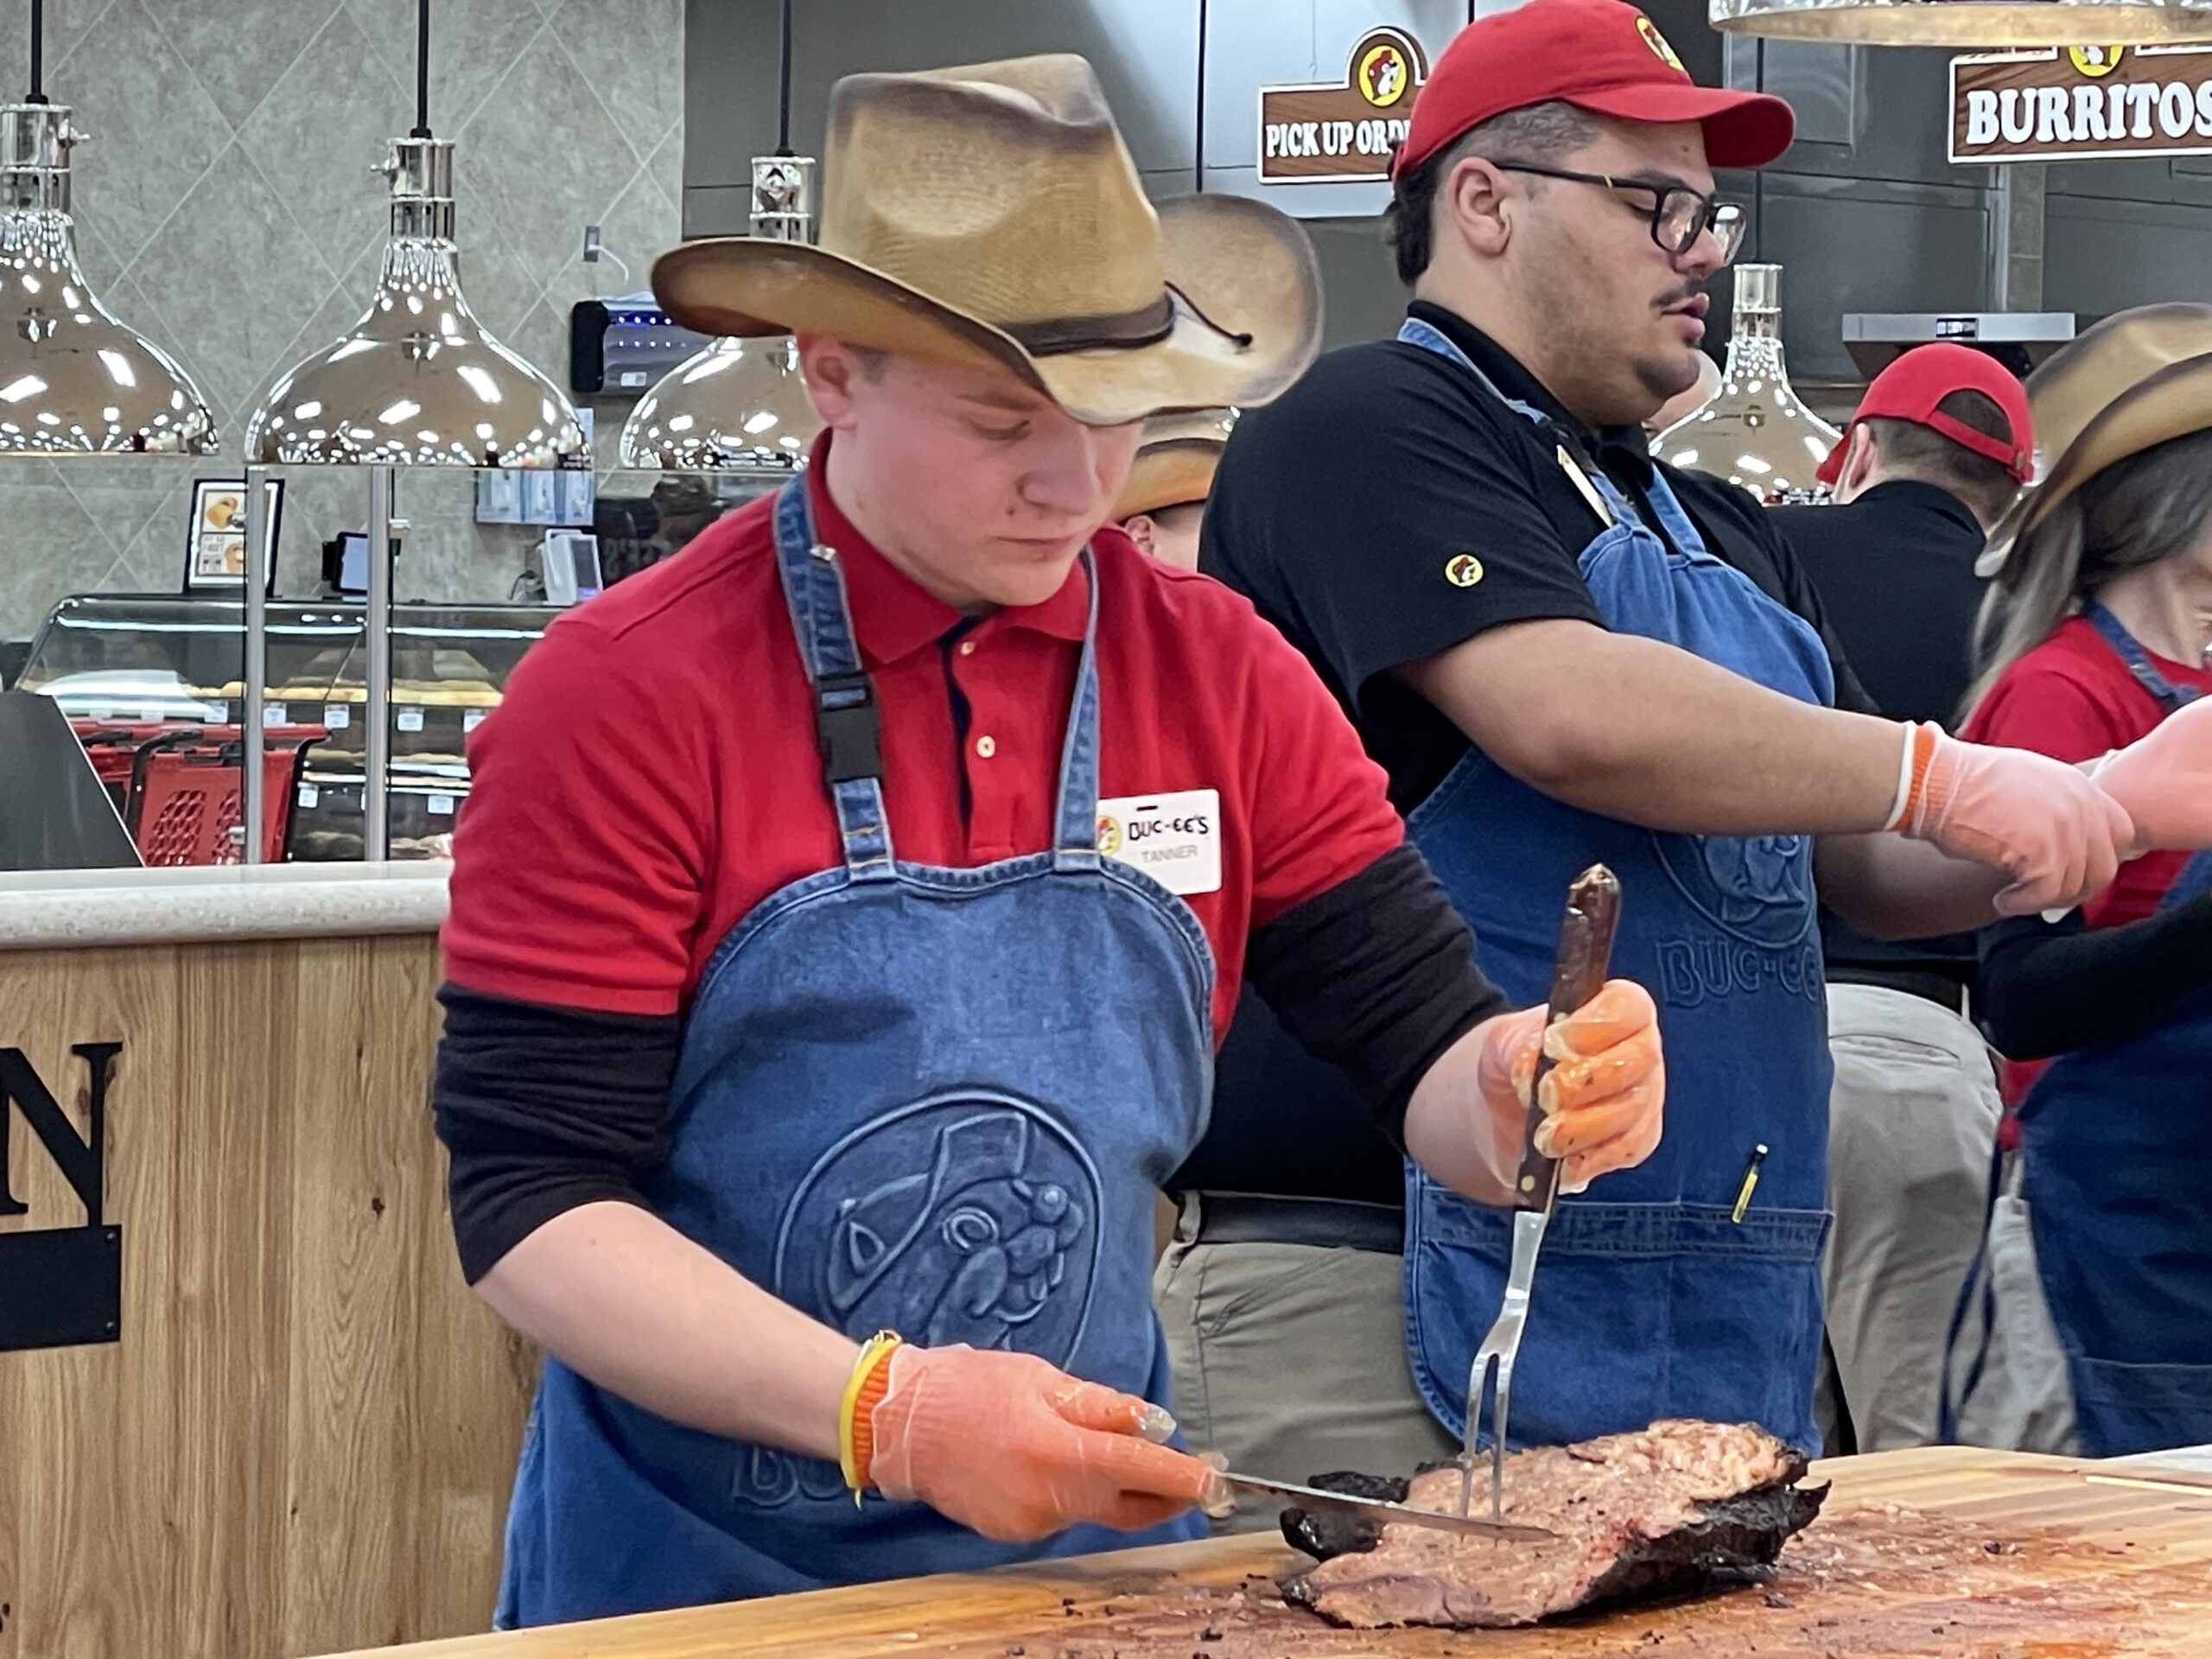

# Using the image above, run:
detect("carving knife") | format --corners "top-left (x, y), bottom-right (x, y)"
top-left (1215, 1471), bottom-right (1555, 1542)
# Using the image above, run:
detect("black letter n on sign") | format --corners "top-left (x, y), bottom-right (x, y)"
top-left (0, 1042), bottom-right (124, 1351)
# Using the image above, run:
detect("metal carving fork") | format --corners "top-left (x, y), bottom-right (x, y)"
top-left (1458, 864), bottom-right (1623, 1522)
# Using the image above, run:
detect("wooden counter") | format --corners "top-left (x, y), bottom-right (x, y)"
top-left (312, 1447), bottom-right (2212, 1659)
top-left (0, 866), bottom-right (532, 1659)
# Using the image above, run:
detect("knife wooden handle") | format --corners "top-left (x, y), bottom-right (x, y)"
top-left (1513, 864), bottom-right (1623, 1215)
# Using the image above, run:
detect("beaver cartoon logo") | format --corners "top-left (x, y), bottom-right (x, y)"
top-left (1650, 828), bottom-right (1817, 947)
top-left (2068, 44), bottom-right (2123, 77)
top-left (739, 1097), bottom-right (1105, 1508)
top-left (779, 1096), bottom-right (1101, 1357)
top-left (1096, 812), bottom-right (1123, 856)
top-left (1358, 40), bottom-right (1412, 108)
top-left (1636, 15), bottom-right (1685, 73)
top-left (1444, 553), bottom-right (1485, 588)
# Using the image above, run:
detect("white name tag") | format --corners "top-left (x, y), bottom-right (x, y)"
top-left (1096, 789), bottom-right (1221, 896)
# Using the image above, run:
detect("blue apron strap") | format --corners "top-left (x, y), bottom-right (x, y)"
top-left (2084, 600), bottom-right (2204, 715)
top-left (1395, 315), bottom-right (1641, 536)
top-left (770, 477), bottom-right (896, 879)
top-left (1636, 467), bottom-right (1718, 563)
top-left (1052, 550), bottom-right (1105, 867)
top-left (1937, 1136), bottom-right (2008, 1443)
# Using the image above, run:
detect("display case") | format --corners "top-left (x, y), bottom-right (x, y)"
top-left (16, 594), bottom-right (556, 861)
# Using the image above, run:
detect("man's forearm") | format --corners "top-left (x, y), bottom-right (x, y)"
top-left (475, 1199), bottom-right (858, 1459)
top-left (1813, 833), bottom-right (2008, 939)
top-left (1400, 620), bottom-right (1905, 836)
top-left (1402, 1022), bottom-right (1516, 1206)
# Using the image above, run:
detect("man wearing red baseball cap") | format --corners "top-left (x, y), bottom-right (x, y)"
top-left (1769, 344), bottom-right (2034, 1458)
top-left (1170, 0), bottom-right (2140, 1491)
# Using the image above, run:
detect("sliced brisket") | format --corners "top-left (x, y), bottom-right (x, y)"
top-left (1282, 1419), bottom-right (1827, 1629)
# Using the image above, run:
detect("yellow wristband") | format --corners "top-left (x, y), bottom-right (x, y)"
top-left (837, 1330), bottom-right (903, 1497)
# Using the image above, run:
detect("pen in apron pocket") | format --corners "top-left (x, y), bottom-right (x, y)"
top-left (1731, 1144), bottom-right (1770, 1224)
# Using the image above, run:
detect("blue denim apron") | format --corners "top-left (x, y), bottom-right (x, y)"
top-left (1395, 317), bottom-right (1835, 1455)
top-left (2016, 602), bottom-right (2212, 1455)
top-left (494, 480), bottom-right (1216, 1626)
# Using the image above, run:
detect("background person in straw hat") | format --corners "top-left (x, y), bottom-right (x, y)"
top-left (1944, 304), bottom-right (2212, 1458)
top-left (432, 54), bottom-right (1664, 1624)
top-left (1175, 0), bottom-right (2144, 1494)
top-left (1112, 409), bottom-right (1234, 572)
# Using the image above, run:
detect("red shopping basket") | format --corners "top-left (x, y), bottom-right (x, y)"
top-left (123, 725), bottom-right (324, 866)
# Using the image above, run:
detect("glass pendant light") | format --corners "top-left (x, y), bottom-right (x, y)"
top-left (0, 0), bottom-right (215, 455)
top-left (237, 0), bottom-right (584, 868)
top-left (1651, 264), bottom-right (1840, 505)
top-left (619, 0), bottom-right (820, 474)
top-left (1711, 0), bottom-right (2212, 46)
top-left (244, 9), bottom-right (583, 467)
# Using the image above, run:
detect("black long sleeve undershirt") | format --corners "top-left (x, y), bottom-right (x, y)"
top-left (1977, 890), bottom-right (2212, 1060)
top-left (433, 843), bottom-right (1507, 1283)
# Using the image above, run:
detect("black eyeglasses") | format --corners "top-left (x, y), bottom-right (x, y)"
top-left (1491, 161), bottom-right (1745, 263)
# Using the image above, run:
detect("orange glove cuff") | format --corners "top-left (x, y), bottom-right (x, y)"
top-left (839, 1330), bottom-right (903, 1497)
top-left (1887, 721), bottom-right (1942, 834)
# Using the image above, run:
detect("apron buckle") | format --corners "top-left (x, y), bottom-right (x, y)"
top-left (814, 671), bottom-right (883, 785)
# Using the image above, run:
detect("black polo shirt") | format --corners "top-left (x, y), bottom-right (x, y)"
top-left (1769, 478), bottom-right (1990, 992)
top-left (1171, 302), bottom-right (1874, 1208)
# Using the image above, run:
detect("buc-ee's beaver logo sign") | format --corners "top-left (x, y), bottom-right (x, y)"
top-left (1260, 27), bottom-right (1430, 184)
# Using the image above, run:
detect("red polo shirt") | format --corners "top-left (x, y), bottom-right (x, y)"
top-left (442, 445), bottom-right (1404, 1043)
top-left (1962, 614), bottom-right (2212, 932)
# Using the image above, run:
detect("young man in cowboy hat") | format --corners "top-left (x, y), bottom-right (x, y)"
top-left (1767, 344), bottom-right (2034, 1454)
top-left (1176, 0), bottom-right (2145, 1491)
top-left (432, 54), bottom-right (1665, 1625)
top-left (1112, 409), bottom-right (1234, 572)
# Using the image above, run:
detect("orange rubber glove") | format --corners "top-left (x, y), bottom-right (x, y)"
top-left (1474, 979), bottom-right (1663, 1196)
top-left (1892, 722), bottom-right (2135, 916)
top-left (865, 1344), bottom-right (1222, 1541)
top-left (2091, 696), bottom-right (2212, 857)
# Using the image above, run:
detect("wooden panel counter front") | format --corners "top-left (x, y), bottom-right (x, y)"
top-left (0, 867), bottom-right (533, 1659)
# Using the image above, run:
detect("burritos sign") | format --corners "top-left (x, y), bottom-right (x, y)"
top-left (1952, 45), bottom-right (2212, 164)
top-left (1259, 28), bottom-right (1429, 183)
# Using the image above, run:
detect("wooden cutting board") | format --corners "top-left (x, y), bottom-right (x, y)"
top-left (318, 1447), bottom-right (2212, 1659)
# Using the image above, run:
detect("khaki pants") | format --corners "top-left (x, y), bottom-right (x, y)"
top-left (1152, 1193), bottom-right (1453, 1531)
top-left (1820, 982), bottom-right (2004, 1451)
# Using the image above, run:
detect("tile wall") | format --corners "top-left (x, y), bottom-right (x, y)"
top-left (0, 0), bottom-right (684, 643)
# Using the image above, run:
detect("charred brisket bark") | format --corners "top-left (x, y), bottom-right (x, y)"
top-left (1281, 1420), bottom-right (1827, 1629)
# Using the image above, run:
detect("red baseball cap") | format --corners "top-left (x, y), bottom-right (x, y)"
top-left (1392, 0), bottom-right (1795, 181)
top-left (1815, 343), bottom-right (2035, 487)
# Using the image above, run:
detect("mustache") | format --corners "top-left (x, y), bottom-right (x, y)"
top-left (1655, 283), bottom-right (1707, 311)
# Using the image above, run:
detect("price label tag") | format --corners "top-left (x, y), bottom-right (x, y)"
top-left (137, 707), bottom-right (166, 723)
top-left (397, 708), bottom-right (425, 733)
top-left (324, 703), bottom-right (351, 729)
top-left (463, 709), bottom-right (486, 733)
top-left (427, 793), bottom-right (455, 817)
top-left (264, 703), bottom-right (289, 728)
top-left (297, 784), bottom-right (321, 808)
top-left (85, 704), bottom-right (114, 721)
top-left (208, 702), bottom-right (227, 724)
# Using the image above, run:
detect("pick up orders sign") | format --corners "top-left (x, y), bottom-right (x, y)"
top-left (1953, 45), bottom-right (2212, 164)
top-left (1258, 28), bottom-right (1429, 183)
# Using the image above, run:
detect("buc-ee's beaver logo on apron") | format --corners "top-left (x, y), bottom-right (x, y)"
top-left (738, 1099), bottom-right (1103, 1507)
top-left (780, 1096), bottom-right (1103, 1355)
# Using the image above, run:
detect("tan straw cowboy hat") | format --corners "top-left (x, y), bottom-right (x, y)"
top-left (652, 55), bottom-right (1322, 428)
top-left (1111, 408), bottom-right (1236, 520)
top-left (1980, 302), bottom-right (2212, 575)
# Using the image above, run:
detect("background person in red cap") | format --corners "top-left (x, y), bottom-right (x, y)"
top-left (1767, 344), bottom-right (2036, 1458)
top-left (1172, 0), bottom-right (2142, 1490)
